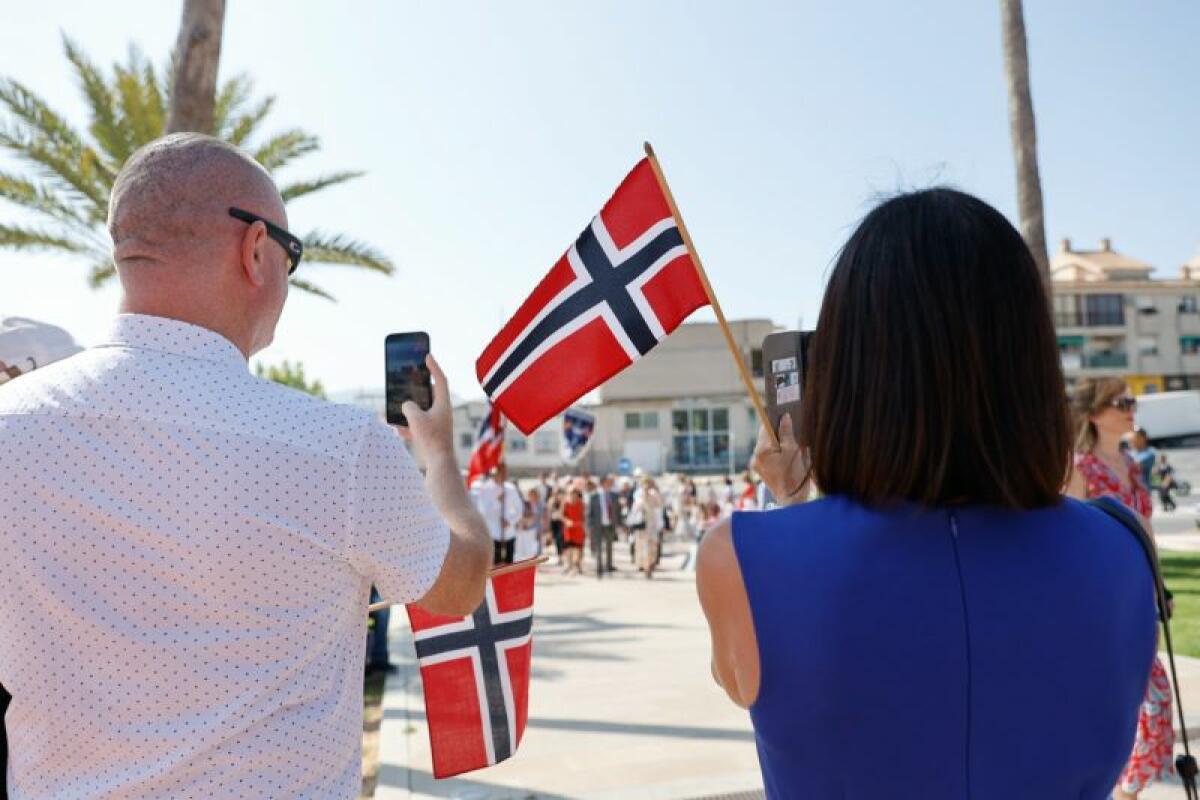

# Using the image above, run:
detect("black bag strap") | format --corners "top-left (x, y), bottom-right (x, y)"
top-left (1, 681), bottom-right (7, 800)
top-left (1088, 496), bottom-right (1199, 797)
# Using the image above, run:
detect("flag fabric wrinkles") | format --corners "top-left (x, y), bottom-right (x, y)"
top-left (561, 407), bottom-right (595, 464)
top-left (476, 158), bottom-right (711, 434)
top-left (465, 403), bottom-right (505, 488)
top-left (406, 564), bottom-right (537, 778)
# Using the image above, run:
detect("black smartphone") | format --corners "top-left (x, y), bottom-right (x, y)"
top-left (385, 332), bottom-right (432, 426)
top-left (762, 330), bottom-right (813, 437)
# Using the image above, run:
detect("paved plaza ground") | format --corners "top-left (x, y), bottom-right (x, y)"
top-left (376, 481), bottom-right (1200, 799)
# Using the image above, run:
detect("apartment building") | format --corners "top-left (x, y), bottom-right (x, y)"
top-left (1053, 239), bottom-right (1200, 393)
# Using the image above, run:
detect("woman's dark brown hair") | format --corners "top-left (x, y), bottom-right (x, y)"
top-left (798, 188), bottom-right (1071, 509)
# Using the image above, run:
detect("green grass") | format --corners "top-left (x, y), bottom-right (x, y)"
top-left (1161, 551), bottom-right (1200, 658)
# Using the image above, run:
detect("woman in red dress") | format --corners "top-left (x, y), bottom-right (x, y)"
top-left (561, 488), bottom-right (586, 576)
top-left (1068, 378), bottom-right (1172, 799)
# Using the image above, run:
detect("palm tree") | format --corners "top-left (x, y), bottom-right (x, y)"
top-left (999, 0), bottom-right (1051, 297)
top-left (0, 35), bottom-right (392, 300)
top-left (166, 0), bottom-right (225, 134)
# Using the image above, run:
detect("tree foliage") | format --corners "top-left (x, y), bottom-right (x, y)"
top-left (254, 359), bottom-right (326, 398)
top-left (0, 35), bottom-right (393, 299)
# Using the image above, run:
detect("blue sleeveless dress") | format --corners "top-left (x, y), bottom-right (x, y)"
top-left (732, 495), bottom-right (1157, 800)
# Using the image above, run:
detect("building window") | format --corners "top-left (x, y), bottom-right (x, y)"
top-left (672, 406), bottom-right (730, 468)
top-left (1182, 336), bottom-right (1200, 355)
top-left (624, 411), bottom-right (659, 430)
top-left (751, 348), bottom-right (764, 378)
top-left (1181, 296), bottom-right (1199, 314)
top-left (509, 434), bottom-right (528, 452)
top-left (459, 433), bottom-right (474, 448)
top-left (1139, 336), bottom-right (1159, 357)
top-left (1135, 296), bottom-right (1158, 315)
top-left (1054, 294), bottom-right (1081, 328)
top-left (1055, 294), bottom-right (1125, 327)
top-left (534, 431), bottom-right (557, 454)
top-left (1084, 294), bottom-right (1125, 326)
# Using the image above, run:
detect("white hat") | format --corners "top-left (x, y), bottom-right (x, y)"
top-left (0, 316), bottom-right (82, 385)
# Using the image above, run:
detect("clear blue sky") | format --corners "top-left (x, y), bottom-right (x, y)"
top-left (2, 1), bottom-right (1198, 396)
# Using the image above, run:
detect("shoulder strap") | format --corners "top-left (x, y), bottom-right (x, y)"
top-left (1087, 496), bottom-right (1199, 797)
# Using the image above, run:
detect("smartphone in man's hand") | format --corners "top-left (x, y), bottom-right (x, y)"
top-left (385, 332), bottom-right (432, 426)
top-left (762, 331), bottom-right (813, 438)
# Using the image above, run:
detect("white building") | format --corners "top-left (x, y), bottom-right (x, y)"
top-left (334, 318), bottom-right (781, 477)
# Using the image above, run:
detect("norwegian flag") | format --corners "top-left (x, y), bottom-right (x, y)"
top-left (406, 563), bottom-right (537, 778)
top-left (476, 157), bottom-right (711, 434)
top-left (465, 403), bottom-right (505, 488)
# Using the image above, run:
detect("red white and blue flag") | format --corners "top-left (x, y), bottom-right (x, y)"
top-left (476, 157), bottom-right (711, 434)
top-left (406, 563), bottom-right (537, 778)
top-left (561, 407), bottom-right (595, 464)
top-left (465, 403), bottom-right (505, 488)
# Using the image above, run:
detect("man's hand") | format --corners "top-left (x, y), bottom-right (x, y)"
top-left (751, 415), bottom-right (811, 507)
top-left (396, 354), bottom-right (454, 464)
top-left (395, 354), bottom-right (492, 616)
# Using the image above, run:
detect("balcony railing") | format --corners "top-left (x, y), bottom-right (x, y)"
top-left (1084, 352), bottom-right (1129, 368)
top-left (1054, 311), bottom-right (1126, 328)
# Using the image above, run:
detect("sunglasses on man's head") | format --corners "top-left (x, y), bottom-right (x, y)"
top-left (228, 207), bottom-right (303, 275)
top-left (1109, 396), bottom-right (1137, 412)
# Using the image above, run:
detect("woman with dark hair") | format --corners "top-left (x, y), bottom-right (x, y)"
top-left (1067, 379), bottom-right (1173, 799)
top-left (696, 188), bottom-right (1158, 799)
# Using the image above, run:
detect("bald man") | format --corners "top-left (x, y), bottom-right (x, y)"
top-left (0, 133), bottom-right (492, 798)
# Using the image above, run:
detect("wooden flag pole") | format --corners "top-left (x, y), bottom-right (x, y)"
top-left (642, 142), bottom-right (779, 448)
top-left (367, 555), bottom-right (549, 613)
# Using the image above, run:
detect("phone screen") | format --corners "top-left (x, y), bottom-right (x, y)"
top-left (385, 332), bottom-right (432, 426)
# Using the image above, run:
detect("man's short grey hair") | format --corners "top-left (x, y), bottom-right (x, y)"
top-left (108, 133), bottom-right (277, 248)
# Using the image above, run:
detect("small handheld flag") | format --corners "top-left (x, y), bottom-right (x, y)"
top-left (476, 156), bottom-right (711, 435)
top-left (465, 403), bottom-right (505, 488)
top-left (406, 561), bottom-right (539, 778)
top-left (561, 407), bottom-right (596, 464)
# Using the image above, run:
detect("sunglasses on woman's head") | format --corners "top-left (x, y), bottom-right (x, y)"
top-left (1109, 396), bottom-right (1137, 412)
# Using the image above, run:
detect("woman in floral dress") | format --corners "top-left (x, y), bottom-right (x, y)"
top-left (1067, 378), bottom-right (1173, 799)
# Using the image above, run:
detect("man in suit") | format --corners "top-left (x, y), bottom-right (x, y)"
top-left (586, 475), bottom-right (621, 578)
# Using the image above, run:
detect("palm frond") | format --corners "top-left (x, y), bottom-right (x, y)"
top-left (301, 230), bottom-right (394, 275)
top-left (0, 78), bottom-right (86, 155)
top-left (253, 129), bottom-right (319, 172)
top-left (280, 171), bottom-right (363, 203)
top-left (87, 258), bottom-right (117, 287)
top-left (0, 222), bottom-right (91, 253)
top-left (140, 57), bottom-right (167, 140)
top-left (62, 35), bottom-right (130, 167)
top-left (0, 171), bottom-right (92, 228)
top-left (287, 277), bottom-right (336, 302)
top-left (0, 122), bottom-right (109, 215)
top-left (213, 74), bottom-right (253, 135)
top-left (113, 46), bottom-right (162, 147)
top-left (226, 96), bottom-right (275, 146)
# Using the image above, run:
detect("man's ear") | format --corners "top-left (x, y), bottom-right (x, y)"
top-left (239, 220), bottom-right (270, 288)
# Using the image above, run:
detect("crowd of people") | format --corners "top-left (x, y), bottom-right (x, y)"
top-left (0, 134), bottom-right (1190, 800)
top-left (468, 467), bottom-right (772, 578)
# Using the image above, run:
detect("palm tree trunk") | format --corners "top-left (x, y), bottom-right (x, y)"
top-left (165, 0), bottom-right (225, 135)
top-left (999, 0), bottom-right (1050, 297)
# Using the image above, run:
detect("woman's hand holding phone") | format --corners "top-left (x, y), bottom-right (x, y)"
top-left (752, 415), bottom-right (811, 507)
